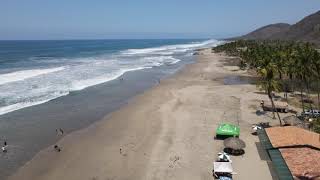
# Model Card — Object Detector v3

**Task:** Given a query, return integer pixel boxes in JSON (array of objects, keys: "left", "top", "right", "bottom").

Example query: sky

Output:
[{"left": 0, "top": 0, "right": 320, "bottom": 40}]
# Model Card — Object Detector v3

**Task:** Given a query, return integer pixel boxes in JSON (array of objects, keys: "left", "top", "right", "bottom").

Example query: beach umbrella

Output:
[
  {"left": 217, "top": 152, "right": 232, "bottom": 162},
  {"left": 252, "top": 125, "right": 262, "bottom": 131},
  {"left": 223, "top": 137, "right": 246, "bottom": 150},
  {"left": 283, "top": 115, "right": 302, "bottom": 126},
  {"left": 251, "top": 125, "right": 263, "bottom": 135}
]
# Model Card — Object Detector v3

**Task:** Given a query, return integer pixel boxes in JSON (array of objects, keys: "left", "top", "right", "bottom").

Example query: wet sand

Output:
[
  {"left": 0, "top": 58, "right": 192, "bottom": 179},
  {"left": 9, "top": 49, "right": 276, "bottom": 180}
]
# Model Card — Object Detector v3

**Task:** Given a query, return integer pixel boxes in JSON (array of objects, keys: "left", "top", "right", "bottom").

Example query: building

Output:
[{"left": 258, "top": 126, "right": 320, "bottom": 180}]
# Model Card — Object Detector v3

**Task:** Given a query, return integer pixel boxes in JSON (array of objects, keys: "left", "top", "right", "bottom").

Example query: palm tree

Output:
[
  {"left": 257, "top": 62, "right": 282, "bottom": 125},
  {"left": 282, "top": 43, "right": 296, "bottom": 96},
  {"left": 215, "top": 39, "right": 320, "bottom": 115},
  {"left": 292, "top": 43, "right": 313, "bottom": 112},
  {"left": 311, "top": 50, "right": 320, "bottom": 109}
]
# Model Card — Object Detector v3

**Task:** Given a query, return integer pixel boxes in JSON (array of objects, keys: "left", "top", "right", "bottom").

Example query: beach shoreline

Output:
[{"left": 8, "top": 49, "right": 276, "bottom": 180}]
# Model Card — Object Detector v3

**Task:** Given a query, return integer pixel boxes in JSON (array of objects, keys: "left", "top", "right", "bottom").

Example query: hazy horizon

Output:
[{"left": 1, "top": 0, "right": 320, "bottom": 40}]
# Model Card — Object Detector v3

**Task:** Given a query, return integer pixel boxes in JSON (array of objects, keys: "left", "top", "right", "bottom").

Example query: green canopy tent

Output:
[{"left": 216, "top": 123, "right": 240, "bottom": 137}]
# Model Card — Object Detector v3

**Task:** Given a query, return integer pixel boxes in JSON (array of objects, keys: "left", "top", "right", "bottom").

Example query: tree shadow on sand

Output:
[
  {"left": 255, "top": 110, "right": 267, "bottom": 116},
  {"left": 254, "top": 91, "right": 267, "bottom": 95}
]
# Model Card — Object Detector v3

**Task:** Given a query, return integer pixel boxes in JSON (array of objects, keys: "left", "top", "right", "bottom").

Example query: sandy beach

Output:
[{"left": 8, "top": 49, "right": 277, "bottom": 180}]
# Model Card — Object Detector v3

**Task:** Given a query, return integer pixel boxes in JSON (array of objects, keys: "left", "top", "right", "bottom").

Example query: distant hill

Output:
[
  {"left": 231, "top": 10, "right": 320, "bottom": 46},
  {"left": 233, "top": 23, "right": 291, "bottom": 40}
]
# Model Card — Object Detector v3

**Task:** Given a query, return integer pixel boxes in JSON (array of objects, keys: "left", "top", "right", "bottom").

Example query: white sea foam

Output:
[
  {"left": 0, "top": 67, "right": 65, "bottom": 85},
  {"left": 70, "top": 67, "right": 148, "bottom": 91},
  {"left": 141, "top": 56, "right": 181, "bottom": 67},
  {"left": 121, "top": 39, "right": 220, "bottom": 56},
  {"left": 0, "top": 91, "right": 69, "bottom": 116},
  {"left": 168, "top": 58, "right": 181, "bottom": 65},
  {"left": 0, "top": 39, "right": 222, "bottom": 116}
]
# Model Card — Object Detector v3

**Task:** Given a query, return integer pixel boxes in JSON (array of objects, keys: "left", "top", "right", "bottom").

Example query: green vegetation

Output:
[
  {"left": 311, "top": 118, "right": 320, "bottom": 133},
  {"left": 213, "top": 40, "right": 320, "bottom": 126}
]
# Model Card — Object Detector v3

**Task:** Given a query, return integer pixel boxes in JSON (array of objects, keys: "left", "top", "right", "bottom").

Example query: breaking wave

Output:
[{"left": 0, "top": 39, "right": 222, "bottom": 115}]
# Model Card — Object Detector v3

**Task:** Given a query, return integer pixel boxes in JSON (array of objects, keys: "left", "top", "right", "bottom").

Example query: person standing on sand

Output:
[
  {"left": 56, "top": 128, "right": 64, "bottom": 136},
  {"left": 54, "top": 145, "right": 61, "bottom": 152},
  {"left": 54, "top": 128, "right": 64, "bottom": 152},
  {"left": 1, "top": 146, "right": 7, "bottom": 153},
  {"left": 59, "top": 128, "right": 64, "bottom": 135},
  {"left": 2, "top": 140, "right": 8, "bottom": 153}
]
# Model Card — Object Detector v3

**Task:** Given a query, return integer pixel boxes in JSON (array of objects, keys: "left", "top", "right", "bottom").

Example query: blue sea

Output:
[
  {"left": 0, "top": 39, "right": 220, "bottom": 116},
  {"left": 0, "top": 39, "right": 222, "bottom": 178}
]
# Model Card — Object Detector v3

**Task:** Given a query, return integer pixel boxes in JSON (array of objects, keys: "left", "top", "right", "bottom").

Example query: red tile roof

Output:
[
  {"left": 280, "top": 148, "right": 320, "bottom": 179},
  {"left": 265, "top": 126, "right": 320, "bottom": 179},
  {"left": 265, "top": 126, "right": 320, "bottom": 149}
]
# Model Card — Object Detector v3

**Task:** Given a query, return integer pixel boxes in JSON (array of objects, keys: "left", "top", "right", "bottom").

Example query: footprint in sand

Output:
[{"left": 169, "top": 155, "right": 181, "bottom": 168}]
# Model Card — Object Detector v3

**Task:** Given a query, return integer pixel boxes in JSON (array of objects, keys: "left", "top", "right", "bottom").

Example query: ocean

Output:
[
  {"left": 0, "top": 39, "right": 221, "bottom": 178},
  {"left": 0, "top": 39, "right": 220, "bottom": 116}
]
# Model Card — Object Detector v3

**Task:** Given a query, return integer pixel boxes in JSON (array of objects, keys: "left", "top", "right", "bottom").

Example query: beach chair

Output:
[{"left": 213, "top": 162, "right": 233, "bottom": 179}]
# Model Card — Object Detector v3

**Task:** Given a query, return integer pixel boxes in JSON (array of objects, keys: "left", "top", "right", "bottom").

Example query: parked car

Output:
[{"left": 301, "top": 109, "right": 320, "bottom": 118}]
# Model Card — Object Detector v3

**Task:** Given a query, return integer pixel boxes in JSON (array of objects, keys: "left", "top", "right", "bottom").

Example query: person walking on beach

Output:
[
  {"left": 56, "top": 128, "right": 64, "bottom": 136},
  {"left": 2, "top": 140, "right": 8, "bottom": 153},
  {"left": 54, "top": 145, "right": 61, "bottom": 152},
  {"left": 54, "top": 128, "right": 64, "bottom": 152},
  {"left": 1, "top": 146, "right": 7, "bottom": 153}
]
